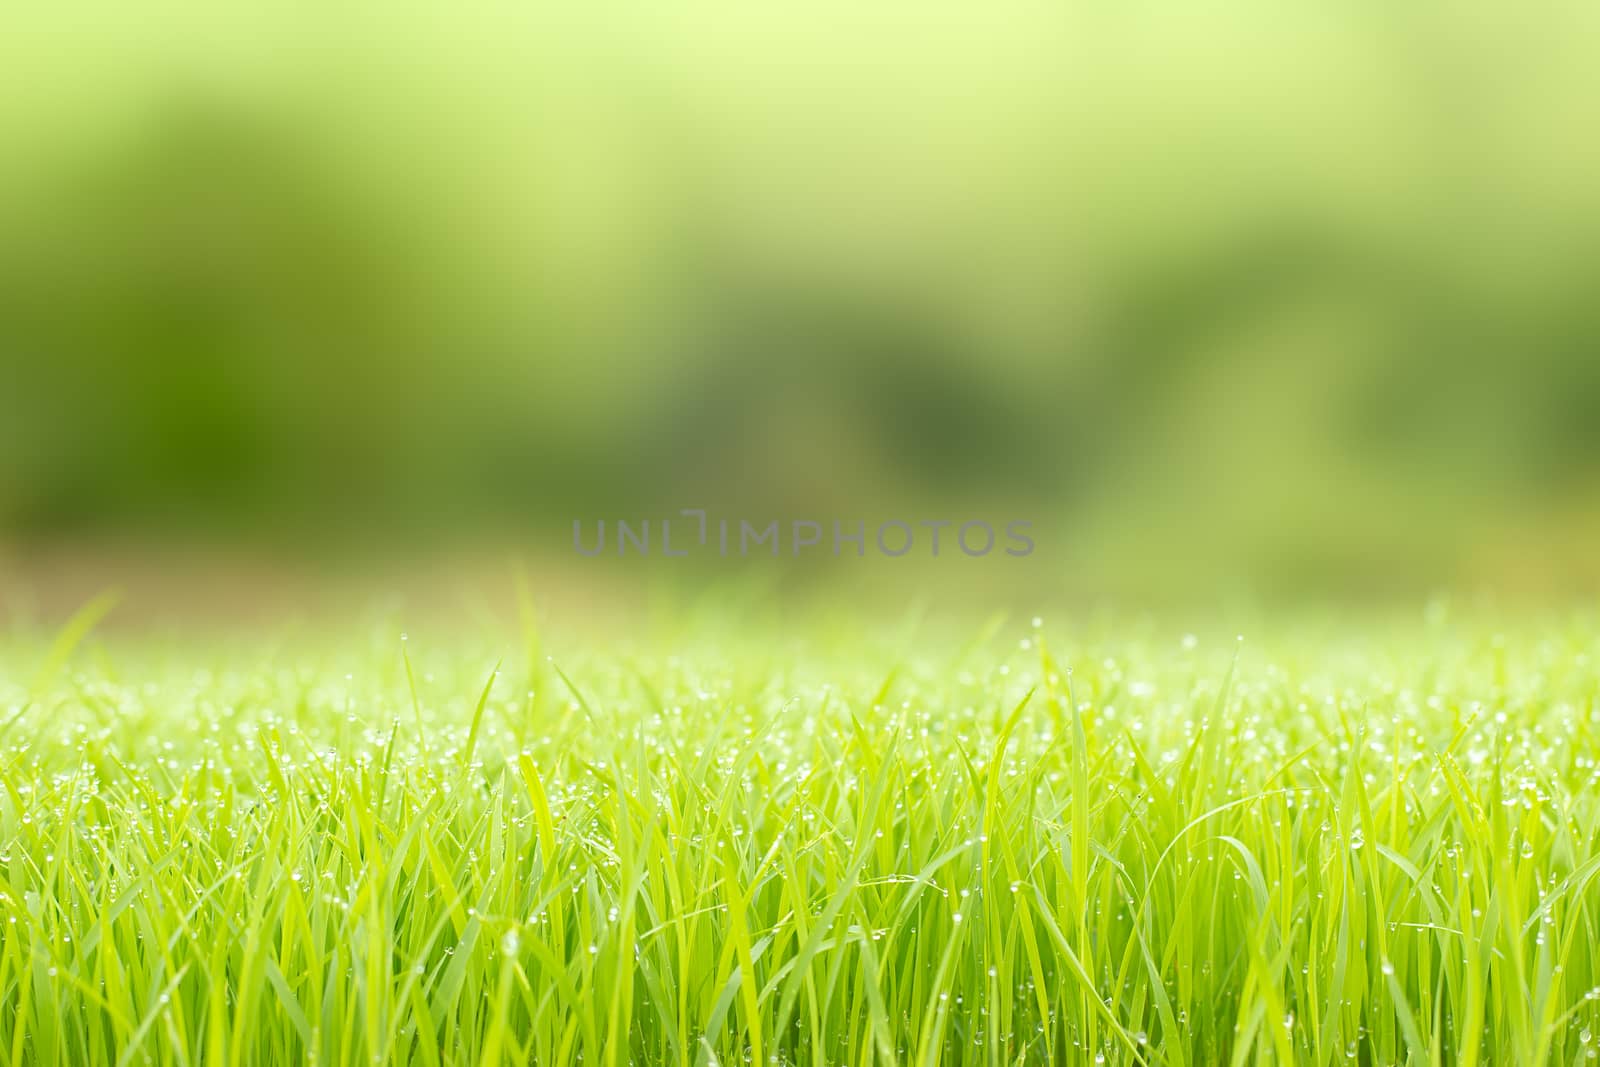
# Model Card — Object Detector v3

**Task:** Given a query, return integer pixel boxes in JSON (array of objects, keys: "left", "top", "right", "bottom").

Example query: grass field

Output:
[{"left": 5, "top": 604, "right": 1600, "bottom": 1065}]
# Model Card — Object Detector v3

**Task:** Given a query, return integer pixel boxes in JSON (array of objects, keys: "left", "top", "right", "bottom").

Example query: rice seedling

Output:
[{"left": 3, "top": 608, "right": 1600, "bottom": 1064}]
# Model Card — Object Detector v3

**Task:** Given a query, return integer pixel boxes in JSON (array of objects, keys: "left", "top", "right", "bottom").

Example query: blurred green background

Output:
[{"left": 4, "top": 8, "right": 1600, "bottom": 608}]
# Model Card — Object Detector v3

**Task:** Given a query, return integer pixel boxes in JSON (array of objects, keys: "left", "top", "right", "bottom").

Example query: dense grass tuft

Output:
[{"left": 4, "top": 613, "right": 1600, "bottom": 1064}]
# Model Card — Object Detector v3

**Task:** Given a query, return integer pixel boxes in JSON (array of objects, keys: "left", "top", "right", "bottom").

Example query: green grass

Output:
[{"left": 5, "top": 607, "right": 1600, "bottom": 1064}]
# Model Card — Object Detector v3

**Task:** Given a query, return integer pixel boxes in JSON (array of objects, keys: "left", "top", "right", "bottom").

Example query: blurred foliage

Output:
[{"left": 3, "top": 8, "right": 1600, "bottom": 593}]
